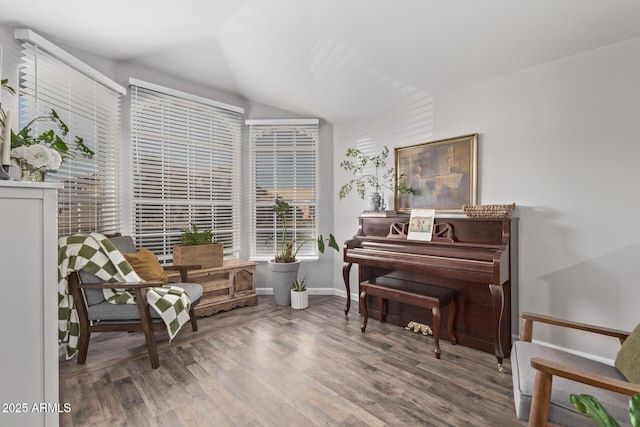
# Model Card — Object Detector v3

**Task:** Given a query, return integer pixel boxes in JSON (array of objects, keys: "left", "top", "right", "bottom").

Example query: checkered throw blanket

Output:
[{"left": 58, "top": 233, "right": 192, "bottom": 360}]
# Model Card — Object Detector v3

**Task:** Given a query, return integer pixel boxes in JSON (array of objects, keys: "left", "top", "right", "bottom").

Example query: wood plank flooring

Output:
[{"left": 59, "top": 296, "right": 525, "bottom": 426}]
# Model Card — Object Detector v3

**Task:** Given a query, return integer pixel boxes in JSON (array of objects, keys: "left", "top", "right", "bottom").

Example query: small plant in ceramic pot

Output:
[
  {"left": 291, "top": 277, "right": 309, "bottom": 310},
  {"left": 292, "top": 277, "right": 307, "bottom": 292}
]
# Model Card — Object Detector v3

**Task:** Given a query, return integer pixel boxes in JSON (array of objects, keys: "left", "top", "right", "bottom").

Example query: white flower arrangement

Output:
[
  {"left": 11, "top": 144, "right": 63, "bottom": 172},
  {"left": 2, "top": 80, "right": 94, "bottom": 181}
]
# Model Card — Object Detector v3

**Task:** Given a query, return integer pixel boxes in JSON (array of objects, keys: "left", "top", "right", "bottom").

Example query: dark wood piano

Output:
[{"left": 343, "top": 215, "right": 517, "bottom": 370}]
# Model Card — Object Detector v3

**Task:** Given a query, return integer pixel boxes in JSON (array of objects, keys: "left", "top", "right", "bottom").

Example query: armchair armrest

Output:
[
  {"left": 528, "top": 357, "right": 640, "bottom": 426},
  {"left": 77, "top": 281, "right": 165, "bottom": 289},
  {"left": 531, "top": 357, "right": 640, "bottom": 395},
  {"left": 164, "top": 264, "right": 202, "bottom": 283},
  {"left": 520, "top": 312, "right": 630, "bottom": 344}
]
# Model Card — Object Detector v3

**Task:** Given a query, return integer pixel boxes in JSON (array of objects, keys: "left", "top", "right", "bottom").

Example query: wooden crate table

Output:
[{"left": 167, "top": 259, "right": 257, "bottom": 317}]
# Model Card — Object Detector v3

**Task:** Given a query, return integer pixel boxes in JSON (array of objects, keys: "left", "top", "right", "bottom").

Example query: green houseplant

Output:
[
  {"left": 179, "top": 223, "right": 214, "bottom": 246},
  {"left": 270, "top": 199, "right": 338, "bottom": 263},
  {"left": 338, "top": 145, "right": 413, "bottom": 212},
  {"left": 291, "top": 277, "right": 308, "bottom": 310},
  {"left": 570, "top": 393, "right": 640, "bottom": 427},
  {"left": 173, "top": 223, "right": 223, "bottom": 268},
  {"left": 267, "top": 199, "right": 339, "bottom": 305}
]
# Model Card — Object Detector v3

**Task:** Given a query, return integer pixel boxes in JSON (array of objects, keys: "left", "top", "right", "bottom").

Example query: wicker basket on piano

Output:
[{"left": 462, "top": 203, "right": 516, "bottom": 219}]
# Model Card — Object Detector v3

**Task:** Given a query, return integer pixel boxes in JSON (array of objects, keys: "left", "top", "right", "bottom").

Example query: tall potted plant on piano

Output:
[
  {"left": 339, "top": 145, "right": 413, "bottom": 213},
  {"left": 267, "top": 199, "right": 339, "bottom": 306}
]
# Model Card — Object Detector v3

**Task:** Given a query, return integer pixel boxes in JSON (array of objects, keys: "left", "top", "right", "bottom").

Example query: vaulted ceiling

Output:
[{"left": 1, "top": 0, "right": 640, "bottom": 123}]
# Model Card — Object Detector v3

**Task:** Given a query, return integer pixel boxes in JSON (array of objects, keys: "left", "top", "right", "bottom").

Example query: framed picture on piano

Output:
[{"left": 394, "top": 134, "right": 478, "bottom": 213}]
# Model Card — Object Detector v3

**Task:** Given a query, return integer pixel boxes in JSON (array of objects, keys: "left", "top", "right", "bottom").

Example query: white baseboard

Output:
[
  {"left": 527, "top": 339, "right": 615, "bottom": 365},
  {"left": 256, "top": 288, "right": 360, "bottom": 302},
  {"left": 256, "top": 287, "right": 354, "bottom": 297}
]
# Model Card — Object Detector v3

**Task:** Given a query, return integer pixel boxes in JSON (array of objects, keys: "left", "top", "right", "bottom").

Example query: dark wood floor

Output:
[{"left": 59, "top": 295, "right": 523, "bottom": 426}]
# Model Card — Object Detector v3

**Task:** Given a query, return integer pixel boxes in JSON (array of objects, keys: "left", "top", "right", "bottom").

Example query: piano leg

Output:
[
  {"left": 489, "top": 283, "right": 506, "bottom": 372},
  {"left": 342, "top": 262, "right": 353, "bottom": 318},
  {"left": 378, "top": 297, "right": 387, "bottom": 322},
  {"left": 432, "top": 305, "right": 442, "bottom": 360},
  {"left": 360, "top": 289, "right": 368, "bottom": 332},
  {"left": 448, "top": 298, "right": 457, "bottom": 345}
]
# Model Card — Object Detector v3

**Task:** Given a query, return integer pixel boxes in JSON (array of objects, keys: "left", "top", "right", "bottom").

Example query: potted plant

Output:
[
  {"left": 338, "top": 145, "right": 413, "bottom": 212},
  {"left": 291, "top": 277, "right": 309, "bottom": 310},
  {"left": 570, "top": 393, "right": 640, "bottom": 426},
  {"left": 1, "top": 79, "right": 94, "bottom": 181},
  {"left": 267, "top": 199, "right": 339, "bottom": 306},
  {"left": 173, "top": 223, "right": 223, "bottom": 268}
]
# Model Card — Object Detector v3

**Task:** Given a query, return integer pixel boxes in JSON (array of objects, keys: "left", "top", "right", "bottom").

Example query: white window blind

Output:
[
  {"left": 248, "top": 119, "right": 319, "bottom": 260},
  {"left": 130, "top": 82, "right": 243, "bottom": 261},
  {"left": 19, "top": 40, "right": 123, "bottom": 236}
]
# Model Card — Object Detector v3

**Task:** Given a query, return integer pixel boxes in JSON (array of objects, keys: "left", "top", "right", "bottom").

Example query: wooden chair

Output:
[
  {"left": 511, "top": 312, "right": 640, "bottom": 426},
  {"left": 67, "top": 235, "right": 203, "bottom": 369}
]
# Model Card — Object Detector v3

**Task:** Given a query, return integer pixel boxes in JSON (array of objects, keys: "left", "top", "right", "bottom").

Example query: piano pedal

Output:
[
  {"left": 498, "top": 363, "right": 504, "bottom": 373},
  {"left": 405, "top": 321, "right": 432, "bottom": 336}
]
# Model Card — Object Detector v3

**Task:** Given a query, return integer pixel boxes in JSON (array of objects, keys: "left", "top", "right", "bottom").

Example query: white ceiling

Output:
[{"left": 1, "top": 0, "right": 640, "bottom": 123}]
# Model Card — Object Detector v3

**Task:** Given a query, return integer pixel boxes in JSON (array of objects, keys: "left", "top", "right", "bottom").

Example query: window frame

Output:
[
  {"left": 247, "top": 119, "right": 320, "bottom": 261},
  {"left": 129, "top": 80, "right": 244, "bottom": 262},
  {"left": 17, "top": 31, "right": 125, "bottom": 236}
]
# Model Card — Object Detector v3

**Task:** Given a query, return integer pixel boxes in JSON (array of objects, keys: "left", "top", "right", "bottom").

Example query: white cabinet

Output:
[{"left": 0, "top": 181, "right": 61, "bottom": 427}]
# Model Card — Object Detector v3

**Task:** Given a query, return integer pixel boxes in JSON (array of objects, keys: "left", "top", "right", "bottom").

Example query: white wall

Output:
[{"left": 333, "top": 37, "right": 640, "bottom": 362}]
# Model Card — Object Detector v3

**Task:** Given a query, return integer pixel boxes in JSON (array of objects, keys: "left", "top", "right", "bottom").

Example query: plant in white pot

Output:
[
  {"left": 291, "top": 278, "right": 308, "bottom": 310},
  {"left": 267, "top": 199, "right": 339, "bottom": 306}
]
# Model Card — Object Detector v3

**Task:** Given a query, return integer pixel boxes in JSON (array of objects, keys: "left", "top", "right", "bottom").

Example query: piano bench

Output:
[{"left": 359, "top": 275, "right": 457, "bottom": 359}]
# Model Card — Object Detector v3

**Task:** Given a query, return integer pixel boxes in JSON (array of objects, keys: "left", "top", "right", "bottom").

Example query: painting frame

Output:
[{"left": 394, "top": 134, "right": 478, "bottom": 213}]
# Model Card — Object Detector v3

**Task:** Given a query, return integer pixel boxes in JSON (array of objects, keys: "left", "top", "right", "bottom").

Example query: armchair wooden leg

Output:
[
  {"left": 135, "top": 288, "right": 160, "bottom": 369},
  {"left": 528, "top": 369, "right": 553, "bottom": 426},
  {"left": 189, "top": 305, "right": 198, "bottom": 332},
  {"left": 69, "top": 272, "right": 92, "bottom": 364},
  {"left": 77, "top": 329, "right": 91, "bottom": 364}
]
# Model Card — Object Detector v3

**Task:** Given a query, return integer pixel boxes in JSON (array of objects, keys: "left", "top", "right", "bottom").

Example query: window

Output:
[
  {"left": 18, "top": 30, "right": 124, "bottom": 235},
  {"left": 248, "top": 119, "right": 319, "bottom": 260},
  {"left": 129, "top": 80, "right": 243, "bottom": 262}
]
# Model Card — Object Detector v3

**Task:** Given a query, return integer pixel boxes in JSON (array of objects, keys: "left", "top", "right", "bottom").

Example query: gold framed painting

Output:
[{"left": 394, "top": 134, "right": 478, "bottom": 213}]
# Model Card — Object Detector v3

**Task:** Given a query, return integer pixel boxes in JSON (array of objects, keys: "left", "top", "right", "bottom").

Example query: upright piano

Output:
[{"left": 343, "top": 215, "right": 517, "bottom": 369}]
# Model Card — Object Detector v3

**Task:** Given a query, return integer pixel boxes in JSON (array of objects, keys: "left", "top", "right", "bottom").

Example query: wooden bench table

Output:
[
  {"left": 360, "top": 275, "right": 457, "bottom": 359},
  {"left": 166, "top": 259, "right": 257, "bottom": 317}
]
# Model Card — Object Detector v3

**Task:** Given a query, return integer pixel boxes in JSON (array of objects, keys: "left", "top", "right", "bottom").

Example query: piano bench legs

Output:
[{"left": 360, "top": 279, "right": 457, "bottom": 360}]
